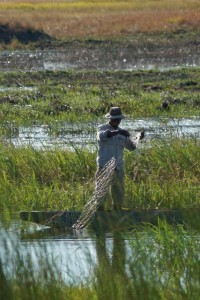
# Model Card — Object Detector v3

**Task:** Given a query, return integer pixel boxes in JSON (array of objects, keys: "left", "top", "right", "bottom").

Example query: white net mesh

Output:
[{"left": 72, "top": 157, "right": 116, "bottom": 229}]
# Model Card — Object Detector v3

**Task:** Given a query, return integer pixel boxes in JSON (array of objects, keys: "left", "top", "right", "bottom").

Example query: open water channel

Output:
[{"left": 0, "top": 47, "right": 200, "bottom": 285}]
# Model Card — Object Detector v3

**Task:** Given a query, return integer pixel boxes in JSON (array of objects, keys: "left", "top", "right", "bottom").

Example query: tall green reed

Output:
[
  {"left": 91, "top": 223, "right": 200, "bottom": 300},
  {"left": 0, "top": 142, "right": 96, "bottom": 211}
]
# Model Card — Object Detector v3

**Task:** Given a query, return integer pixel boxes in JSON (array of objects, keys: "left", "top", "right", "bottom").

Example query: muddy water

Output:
[
  {"left": 0, "top": 48, "right": 200, "bottom": 71},
  {"left": 3, "top": 117, "right": 200, "bottom": 149}
]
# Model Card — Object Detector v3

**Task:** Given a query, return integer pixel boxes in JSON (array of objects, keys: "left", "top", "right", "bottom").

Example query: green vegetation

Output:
[
  {"left": 0, "top": 68, "right": 200, "bottom": 125},
  {"left": 0, "top": 67, "right": 199, "bottom": 212},
  {"left": 0, "top": 137, "right": 199, "bottom": 212}
]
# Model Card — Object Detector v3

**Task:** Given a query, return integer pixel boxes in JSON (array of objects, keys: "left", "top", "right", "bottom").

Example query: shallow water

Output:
[
  {"left": 2, "top": 117, "right": 200, "bottom": 149},
  {"left": 0, "top": 214, "right": 126, "bottom": 283},
  {"left": 0, "top": 49, "right": 200, "bottom": 72},
  {"left": 0, "top": 213, "right": 199, "bottom": 286}
]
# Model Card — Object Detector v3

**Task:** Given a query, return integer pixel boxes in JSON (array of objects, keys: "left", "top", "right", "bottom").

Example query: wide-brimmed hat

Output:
[{"left": 105, "top": 107, "right": 125, "bottom": 119}]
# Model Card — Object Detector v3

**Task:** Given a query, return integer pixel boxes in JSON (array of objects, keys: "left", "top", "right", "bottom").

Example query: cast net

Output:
[{"left": 72, "top": 157, "right": 116, "bottom": 230}]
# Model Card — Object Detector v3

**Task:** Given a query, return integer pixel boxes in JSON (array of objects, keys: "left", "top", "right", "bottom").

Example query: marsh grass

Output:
[
  {"left": 125, "top": 138, "right": 200, "bottom": 209},
  {"left": 0, "top": 136, "right": 199, "bottom": 211},
  {"left": 0, "top": 143, "right": 96, "bottom": 210}
]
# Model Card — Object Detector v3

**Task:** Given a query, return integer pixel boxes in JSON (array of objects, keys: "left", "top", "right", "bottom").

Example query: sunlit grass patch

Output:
[{"left": 125, "top": 138, "right": 200, "bottom": 209}]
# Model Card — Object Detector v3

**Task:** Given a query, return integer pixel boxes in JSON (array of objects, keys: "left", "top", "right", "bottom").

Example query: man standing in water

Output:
[{"left": 96, "top": 106, "right": 144, "bottom": 210}]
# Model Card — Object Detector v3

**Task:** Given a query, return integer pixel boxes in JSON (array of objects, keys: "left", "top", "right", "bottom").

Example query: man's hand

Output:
[
  {"left": 107, "top": 130, "right": 119, "bottom": 138},
  {"left": 139, "top": 131, "right": 145, "bottom": 140},
  {"left": 118, "top": 129, "right": 130, "bottom": 137}
]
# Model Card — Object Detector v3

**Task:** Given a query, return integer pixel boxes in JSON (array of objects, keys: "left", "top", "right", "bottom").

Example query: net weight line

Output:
[{"left": 72, "top": 157, "right": 116, "bottom": 230}]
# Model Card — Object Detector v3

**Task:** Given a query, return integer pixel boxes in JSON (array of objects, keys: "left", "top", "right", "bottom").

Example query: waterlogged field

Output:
[
  {"left": 0, "top": 68, "right": 200, "bottom": 124},
  {"left": 0, "top": 67, "right": 199, "bottom": 299},
  {"left": 0, "top": 1, "right": 200, "bottom": 299}
]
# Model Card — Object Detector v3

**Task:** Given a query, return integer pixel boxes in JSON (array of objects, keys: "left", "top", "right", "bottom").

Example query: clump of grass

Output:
[
  {"left": 0, "top": 142, "right": 96, "bottom": 211},
  {"left": 124, "top": 223, "right": 200, "bottom": 299}
]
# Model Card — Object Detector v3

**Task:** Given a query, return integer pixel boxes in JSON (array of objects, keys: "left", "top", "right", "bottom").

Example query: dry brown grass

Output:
[{"left": 0, "top": 1, "right": 200, "bottom": 38}]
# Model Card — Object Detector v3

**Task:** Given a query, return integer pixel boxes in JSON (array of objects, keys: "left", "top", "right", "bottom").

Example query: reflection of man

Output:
[
  {"left": 95, "top": 230, "right": 127, "bottom": 295},
  {"left": 96, "top": 106, "right": 144, "bottom": 210}
]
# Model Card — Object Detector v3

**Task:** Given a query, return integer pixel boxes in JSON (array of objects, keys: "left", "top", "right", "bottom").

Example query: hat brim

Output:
[{"left": 105, "top": 114, "right": 125, "bottom": 119}]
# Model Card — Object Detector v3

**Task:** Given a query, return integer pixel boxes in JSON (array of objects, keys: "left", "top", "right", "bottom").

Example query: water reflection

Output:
[
  {"left": 1, "top": 212, "right": 200, "bottom": 290},
  {"left": 0, "top": 213, "right": 129, "bottom": 284},
  {"left": 96, "top": 230, "right": 126, "bottom": 280}
]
